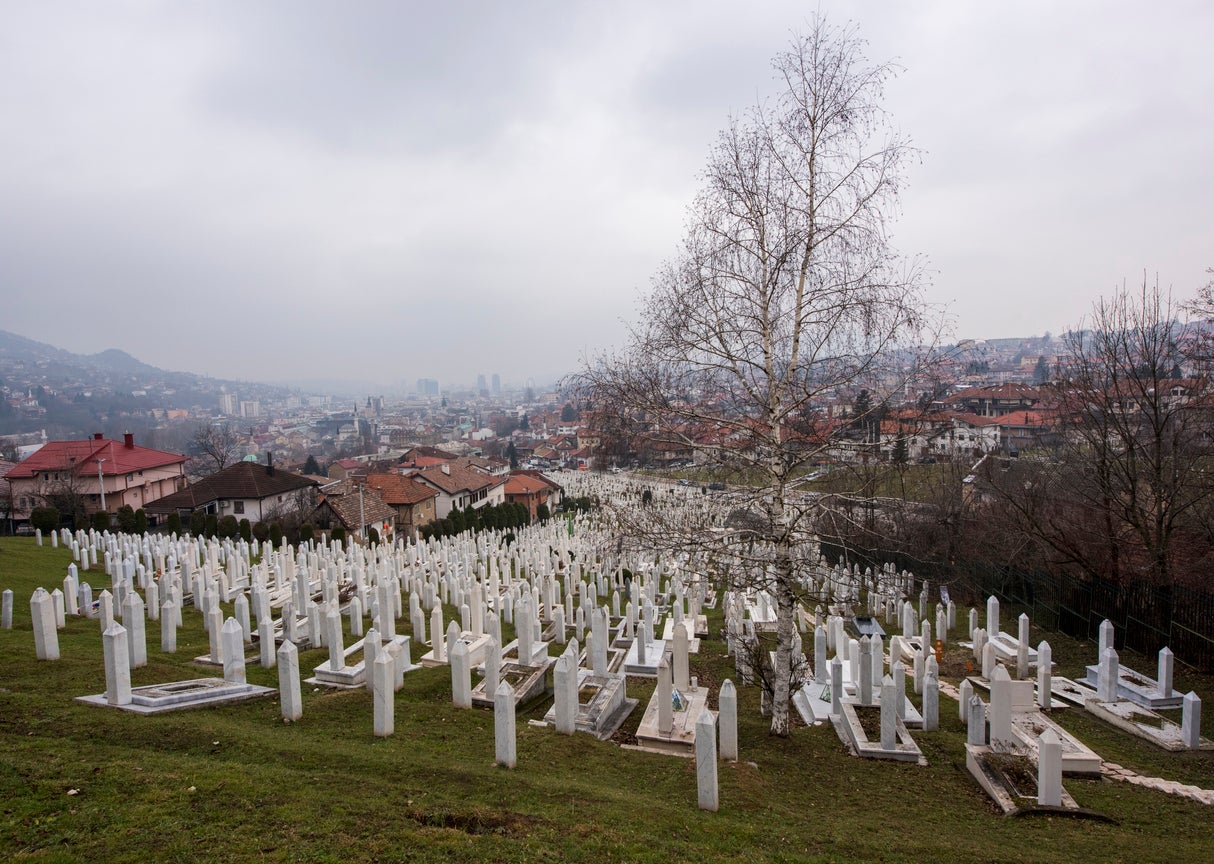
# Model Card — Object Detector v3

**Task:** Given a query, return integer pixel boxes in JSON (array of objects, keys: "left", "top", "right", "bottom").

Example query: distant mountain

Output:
[
  {"left": 86, "top": 348, "right": 161, "bottom": 376},
  {"left": 0, "top": 330, "right": 168, "bottom": 376},
  {"left": 0, "top": 328, "right": 295, "bottom": 439}
]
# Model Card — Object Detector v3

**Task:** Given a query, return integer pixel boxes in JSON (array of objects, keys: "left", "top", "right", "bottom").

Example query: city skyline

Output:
[{"left": 2, "top": 1, "right": 1211, "bottom": 388}]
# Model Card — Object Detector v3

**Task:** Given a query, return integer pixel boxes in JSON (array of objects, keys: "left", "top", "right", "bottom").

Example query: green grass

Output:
[{"left": 2, "top": 537, "right": 1213, "bottom": 863}]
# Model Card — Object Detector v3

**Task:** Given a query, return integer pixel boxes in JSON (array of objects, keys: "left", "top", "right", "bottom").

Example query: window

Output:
[{"left": 233, "top": 501, "right": 245, "bottom": 515}]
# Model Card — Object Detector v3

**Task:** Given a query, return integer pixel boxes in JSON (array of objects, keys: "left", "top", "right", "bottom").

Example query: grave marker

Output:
[
  {"left": 495, "top": 681, "right": 517, "bottom": 768},
  {"left": 278, "top": 640, "right": 302, "bottom": 721},
  {"left": 719, "top": 680, "right": 738, "bottom": 762},
  {"left": 696, "top": 711, "right": 719, "bottom": 812}
]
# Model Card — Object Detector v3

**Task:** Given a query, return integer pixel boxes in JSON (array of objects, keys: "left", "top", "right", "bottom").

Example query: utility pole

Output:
[
  {"left": 359, "top": 481, "right": 366, "bottom": 544},
  {"left": 97, "top": 458, "right": 107, "bottom": 514}
]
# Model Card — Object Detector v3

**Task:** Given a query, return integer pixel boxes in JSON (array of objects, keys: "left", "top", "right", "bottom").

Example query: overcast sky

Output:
[{"left": 2, "top": 1, "right": 1211, "bottom": 393}]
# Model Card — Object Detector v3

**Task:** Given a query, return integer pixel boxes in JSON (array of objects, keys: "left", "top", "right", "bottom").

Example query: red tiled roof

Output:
[
  {"left": 950, "top": 384, "right": 1043, "bottom": 401},
  {"left": 511, "top": 469, "right": 562, "bottom": 492},
  {"left": 997, "top": 410, "right": 1053, "bottom": 427},
  {"left": 409, "top": 455, "right": 450, "bottom": 469},
  {"left": 365, "top": 473, "right": 438, "bottom": 506},
  {"left": 413, "top": 463, "right": 505, "bottom": 496},
  {"left": 504, "top": 474, "right": 549, "bottom": 495},
  {"left": 5, "top": 437, "right": 186, "bottom": 479}
]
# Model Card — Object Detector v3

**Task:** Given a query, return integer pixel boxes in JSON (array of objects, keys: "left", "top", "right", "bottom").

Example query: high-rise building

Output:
[
  {"left": 477, "top": 374, "right": 487, "bottom": 392},
  {"left": 491, "top": 373, "right": 501, "bottom": 393},
  {"left": 219, "top": 392, "right": 238, "bottom": 415},
  {"left": 415, "top": 378, "right": 439, "bottom": 396}
]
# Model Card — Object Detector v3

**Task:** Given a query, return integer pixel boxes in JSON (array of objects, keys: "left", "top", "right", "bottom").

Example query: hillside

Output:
[{"left": 0, "top": 329, "right": 292, "bottom": 438}]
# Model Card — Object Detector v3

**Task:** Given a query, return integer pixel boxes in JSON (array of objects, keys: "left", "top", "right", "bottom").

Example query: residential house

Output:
[
  {"left": 327, "top": 458, "right": 364, "bottom": 481},
  {"left": 947, "top": 384, "right": 1044, "bottom": 418},
  {"left": 511, "top": 469, "right": 564, "bottom": 510},
  {"left": 995, "top": 410, "right": 1059, "bottom": 455},
  {"left": 313, "top": 479, "right": 397, "bottom": 543},
  {"left": 145, "top": 459, "right": 318, "bottom": 523},
  {"left": 409, "top": 460, "right": 506, "bottom": 519},
  {"left": 364, "top": 472, "right": 438, "bottom": 540},
  {"left": 5, "top": 433, "right": 187, "bottom": 527},
  {"left": 503, "top": 473, "right": 554, "bottom": 521}
]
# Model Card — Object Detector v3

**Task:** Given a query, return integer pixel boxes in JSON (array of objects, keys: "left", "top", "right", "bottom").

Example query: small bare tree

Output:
[
  {"left": 190, "top": 423, "right": 239, "bottom": 477},
  {"left": 980, "top": 278, "right": 1214, "bottom": 588},
  {"left": 573, "top": 17, "right": 936, "bottom": 735}
]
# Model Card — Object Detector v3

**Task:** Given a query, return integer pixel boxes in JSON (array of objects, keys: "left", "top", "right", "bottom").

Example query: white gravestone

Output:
[
  {"left": 451, "top": 639, "right": 472, "bottom": 709},
  {"left": 554, "top": 653, "right": 576, "bottom": 735},
  {"left": 495, "top": 681, "right": 517, "bottom": 768},
  {"left": 103, "top": 622, "right": 132, "bottom": 706},
  {"left": 373, "top": 651, "right": 395, "bottom": 737},
  {"left": 1036, "top": 641, "right": 1052, "bottom": 709},
  {"left": 278, "top": 640, "right": 302, "bottom": 721},
  {"left": 696, "top": 711, "right": 719, "bottom": 812},
  {"left": 222, "top": 617, "right": 246, "bottom": 684},
  {"left": 31, "top": 588, "right": 60, "bottom": 661},
  {"left": 719, "top": 679, "right": 738, "bottom": 762},
  {"left": 1037, "top": 729, "right": 1063, "bottom": 807},
  {"left": 1182, "top": 691, "right": 1202, "bottom": 750}
]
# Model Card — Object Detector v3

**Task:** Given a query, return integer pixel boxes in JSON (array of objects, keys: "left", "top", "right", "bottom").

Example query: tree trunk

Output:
[{"left": 770, "top": 553, "right": 796, "bottom": 736}]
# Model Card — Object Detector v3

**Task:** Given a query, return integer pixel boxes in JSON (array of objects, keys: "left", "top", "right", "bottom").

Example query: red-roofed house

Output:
[
  {"left": 995, "top": 410, "right": 1059, "bottom": 454},
  {"left": 504, "top": 473, "right": 554, "bottom": 521},
  {"left": 327, "top": 458, "right": 365, "bottom": 481},
  {"left": 947, "top": 384, "right": 1044, "bottom": 418},
  {"left": 364, "top": 472, "right": 438, "bottom": 540},
  {"left": 5, "top": 433, "right": 187, "bottom": 527},
  {"left": 409, "top": 461, "right": 506, "bottom": 518}
]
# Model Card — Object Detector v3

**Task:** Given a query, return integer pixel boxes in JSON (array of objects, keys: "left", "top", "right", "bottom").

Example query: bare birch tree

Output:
[{"left": 573, "top": 18, "right": 934, "bottom": 736}]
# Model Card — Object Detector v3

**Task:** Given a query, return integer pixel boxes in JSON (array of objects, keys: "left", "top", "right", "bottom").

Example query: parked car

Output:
[{"left": 708, "top": 482, "right": 726, "bottom": 491}]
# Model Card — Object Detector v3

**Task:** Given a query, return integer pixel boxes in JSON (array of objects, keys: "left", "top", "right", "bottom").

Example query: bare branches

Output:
[
  {"left": 190, "top": 423, "right": 239, "bottom": 477},
  {"left": 978, "top": 277, "right": 1214, "bottom": 588},
  {"left": 571, "top": 16, "right": 935, "bottom": 737}
]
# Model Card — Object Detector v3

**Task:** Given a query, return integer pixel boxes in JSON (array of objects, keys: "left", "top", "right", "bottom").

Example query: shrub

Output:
[
  {"left": 92, "top": 511, "right": 111, "bottom": 532},
  {"left": 166, "top": 513, "right": 182, "bottom": 536},
  {"left": 366, "top": 526, "right": 380, "bottom": 546},
  {"left": 134, "top": 509, "right": 147, "bottom": 534},
  {"left": 217, "top": 515, "right": 239, "bottom": 539},
  {"left": 252, "top": 521, "right": 269, "bottom": 543},
  {"left": 269, "top": 522, "right": 283, "bottom": 547},
  {"left": 189, "top": 511, "right": 206, "bottom": 537},
  {"left": 239, "top": 518, "right": 252, "bottom": 543},
  {"left": 299, "top": 523, "right": 313, "bottom": 545},
  {"left": 116, "top": 505, "right": 137, "bottom": 534},
  {"left": 331, "top": 527, "right": 346, "bottom": 547},
  {"left": 30, "top": 506, "right": 60, "bottom": 534},
  {"left": 204, "top": 514, "right": 218, "bottom": 538}
]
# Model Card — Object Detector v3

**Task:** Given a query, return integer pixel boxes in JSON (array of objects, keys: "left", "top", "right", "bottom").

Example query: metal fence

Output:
[
  {"left": 819, "top": 542, "right": 1214, "bottom": 671},
  {"left": 979, "top": 567, "right": 1214, "bottom": 672}
]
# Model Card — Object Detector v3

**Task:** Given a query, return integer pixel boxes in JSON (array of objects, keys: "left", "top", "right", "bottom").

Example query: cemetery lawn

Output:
[{"left": 2, "top": 538, "right": 1213, "bottom": 864}]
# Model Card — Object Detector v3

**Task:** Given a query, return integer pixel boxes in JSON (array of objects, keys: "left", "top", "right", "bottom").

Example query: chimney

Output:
[
  {"left": 93, "top": 432, "right": 104, "bottom": 441},
  {"left": 266, "top": 451, "right": 275, "bottom": 476},
  {"left": 441, "top": 463, "right": 450, "bottom": 475},
  {"left": 123, "top": 432, "right": 134, "bottom": 449}
]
